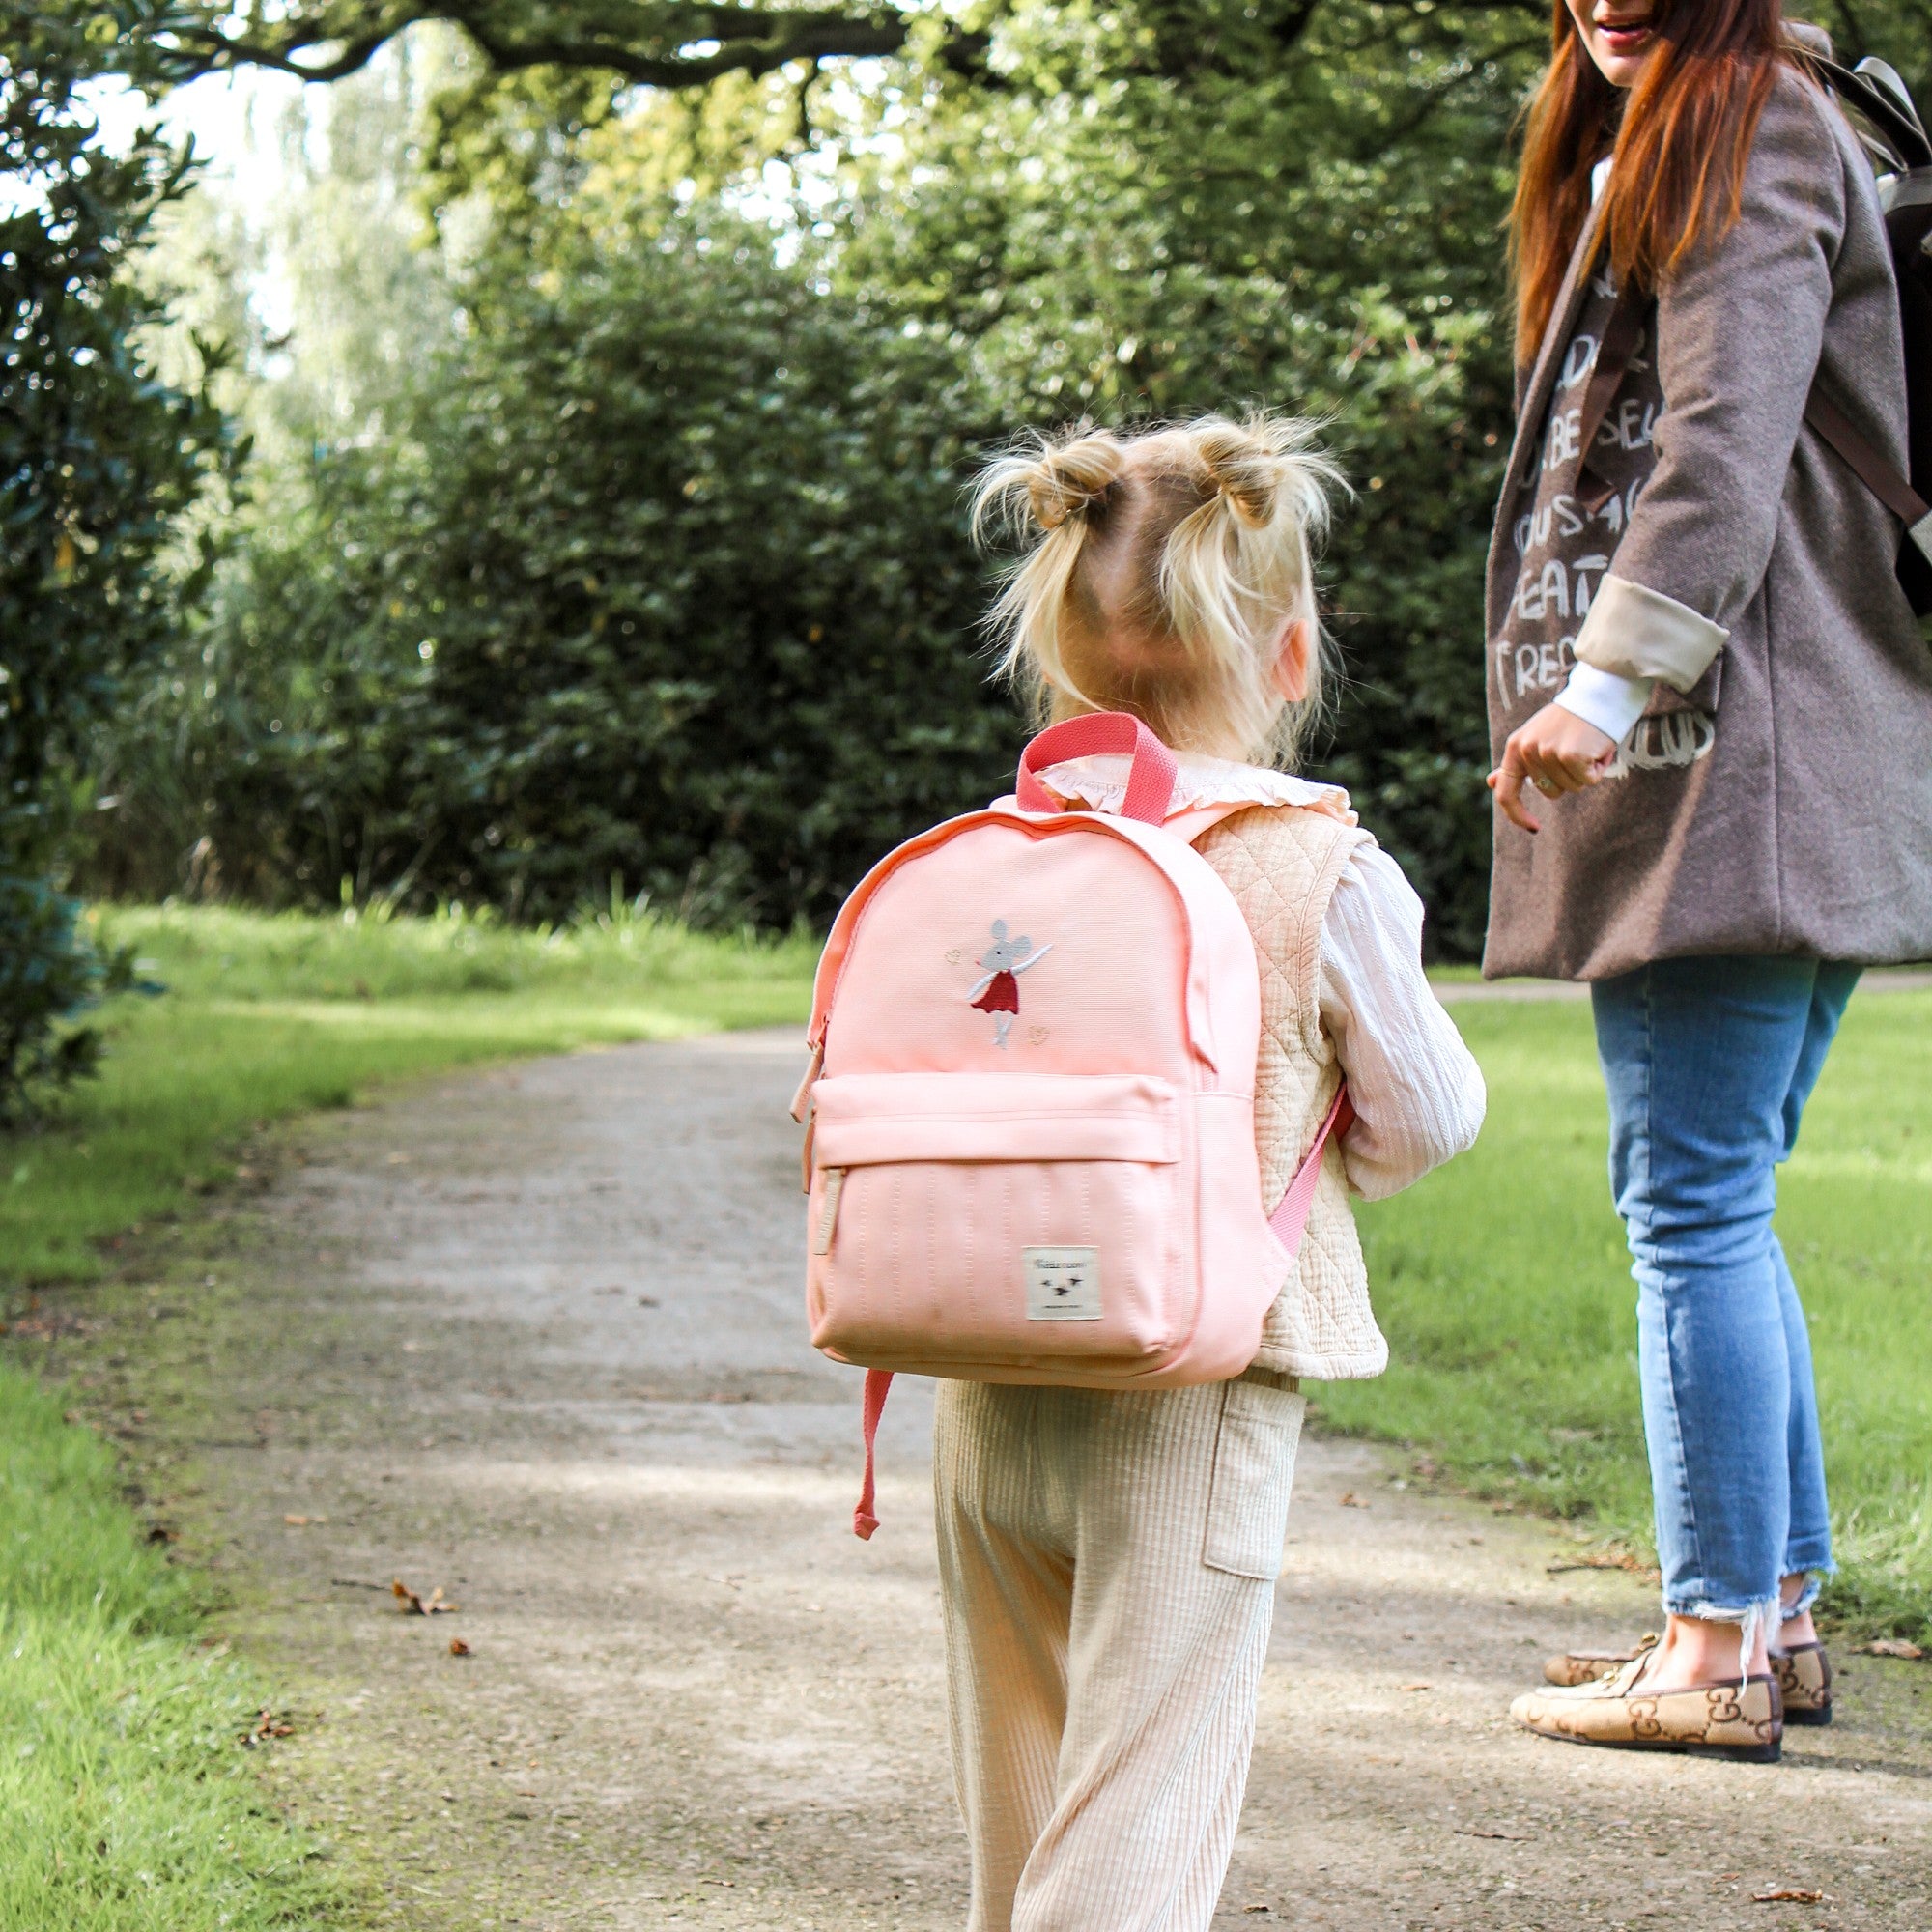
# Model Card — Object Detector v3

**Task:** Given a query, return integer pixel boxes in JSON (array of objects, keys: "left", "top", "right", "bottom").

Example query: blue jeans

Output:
[{"left": 1591, "top": 955, "right": 1857, "bottom": 1628}]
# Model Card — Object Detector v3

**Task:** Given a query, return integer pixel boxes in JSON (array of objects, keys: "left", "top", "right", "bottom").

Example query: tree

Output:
[
  {"left": 0, "top": 3, "right": 232, "bottom": 1115},
  {"left": 80, "top": 0, "right": 1932, "bottom": 956}
]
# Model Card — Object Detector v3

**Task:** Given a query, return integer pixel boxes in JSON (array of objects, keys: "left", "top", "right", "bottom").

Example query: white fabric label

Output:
[{"left": 1023, "top": 1246, "right": 1102, "bottom": 1321}]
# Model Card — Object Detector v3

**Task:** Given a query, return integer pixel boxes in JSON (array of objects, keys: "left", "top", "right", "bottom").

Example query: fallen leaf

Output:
[
  {"left": 1862, "top": 1637, "right": 1924, "bottom": 1659},
  {"left": 1456, "top": 1828, "right": 1530, "bottom": 1841},
  {"left": 1402, "top": 1682, "right": 1432, "bottom": 1692},
  {"left": 449, "top": 1637, "right": 471, "bottom": 1657},
  {"left": 1340, "top": 1492, "right": 1369, "bottom": 1508},
  {"left": 283, "top": 1513, "right": 328, "bottom": 1527},
  {"left": 392, "top": 1578, "right": 458, "bottom": 1615},
  {"left": 1752, "top": 1890, "right": 1824, "bottom": 1905},
  {"left": 240, "top": 1707, "right": 295, "bottom": 1747}
]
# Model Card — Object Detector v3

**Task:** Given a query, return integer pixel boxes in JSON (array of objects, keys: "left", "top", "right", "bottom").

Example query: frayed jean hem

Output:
[
  {"left": 1663, "top": 1593, "right": 1782, "bottom": 1625},
  {"left": 1782, "top": 1574, "right": 1826, "bottom": 1619}
]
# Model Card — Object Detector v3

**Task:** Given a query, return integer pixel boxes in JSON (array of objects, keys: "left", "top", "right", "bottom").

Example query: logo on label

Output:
[{"left": 1023, "top": 1246, "right": 1102, "bottom": 1321}]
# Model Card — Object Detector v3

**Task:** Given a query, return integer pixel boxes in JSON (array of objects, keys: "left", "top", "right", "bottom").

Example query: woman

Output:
[{"left": 1487, "top": 0, "right": 1932, "bottom": 1760}]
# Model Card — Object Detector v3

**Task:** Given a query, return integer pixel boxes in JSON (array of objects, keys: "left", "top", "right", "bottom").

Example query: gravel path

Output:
[{"left": 198, "top": 1031, "right": 1932, "bottom": 1930}]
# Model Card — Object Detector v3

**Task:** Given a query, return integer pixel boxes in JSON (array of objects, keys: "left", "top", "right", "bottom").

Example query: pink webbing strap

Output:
[
  {"left": 1267, "top": 1083, "right": 1356, "bottom": 1260},
  {"left": 853, "top": 1367, "right": 893, "bottom": 1540},
  {"left": 1013, "top": 712, "right": 1179, "bottom": 824}
]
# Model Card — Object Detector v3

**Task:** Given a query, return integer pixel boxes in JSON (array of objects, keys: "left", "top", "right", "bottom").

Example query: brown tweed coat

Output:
[{"left": 1484, "top": 65, "right": 1932, "bottom": 980}]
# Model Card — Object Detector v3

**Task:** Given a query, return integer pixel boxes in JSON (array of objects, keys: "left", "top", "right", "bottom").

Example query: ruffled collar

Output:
[{"left": 1037, "top": 753, "right": 1356, "bottom": 826}]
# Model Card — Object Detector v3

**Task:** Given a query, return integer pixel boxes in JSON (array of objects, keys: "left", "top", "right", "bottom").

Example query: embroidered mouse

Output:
[{"left": 966, "top": 920, "right": 1052, "bottom": 1049}]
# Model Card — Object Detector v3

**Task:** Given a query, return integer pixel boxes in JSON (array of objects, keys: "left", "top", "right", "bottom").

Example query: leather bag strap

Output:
[
  {"left": 1804, "top": 386, "right": 1932, "bottom": 532},
  {"left": 1572, "top": 289, "right": 1932, "bottom": 561}
]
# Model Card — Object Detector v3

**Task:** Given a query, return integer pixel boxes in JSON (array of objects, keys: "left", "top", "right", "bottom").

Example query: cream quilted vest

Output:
[{"left": 1197, "top": 805, "right": 1387, "bottom": 1380}]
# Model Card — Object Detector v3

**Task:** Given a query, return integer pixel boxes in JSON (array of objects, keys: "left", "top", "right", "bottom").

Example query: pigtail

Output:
[
  {"left": 972, "top": 412, "right": 1347, "bottom": 767},
  {"left": 1160, "top": 415, "right": 1347, "bottom": 764},
  {"left": 971, "top": 428, "right": 1125, "bottom": 716}
]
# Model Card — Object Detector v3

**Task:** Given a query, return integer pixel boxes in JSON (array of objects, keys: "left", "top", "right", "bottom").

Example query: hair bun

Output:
[
  {"left": 1196, "top": 424, "right": 1280, "bottom": 527},
  {"left": 1027, "top": 432, "right": 1124, "bottom": 530}
]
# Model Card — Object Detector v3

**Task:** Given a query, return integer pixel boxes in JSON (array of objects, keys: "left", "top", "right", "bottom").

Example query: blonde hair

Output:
[{"left": 971, "top": 413, "right": 1346, "bottom": 767}]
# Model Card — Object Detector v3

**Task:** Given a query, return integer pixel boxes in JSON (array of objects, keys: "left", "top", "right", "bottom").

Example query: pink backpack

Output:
[{"left": 791, "top": 713, "right": 1351, "bottom": 1536}]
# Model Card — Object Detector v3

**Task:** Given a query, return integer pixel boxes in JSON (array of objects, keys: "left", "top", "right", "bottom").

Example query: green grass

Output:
[
  {"left": 1328, "top": 990, "right": 1932, "bottom": 1639},
  {"left": 0, "top": 1372, "right": 352, "bottom": 1929},
  {"left": 1, "top": 900, "right": 816, "bottom": 1929},
  {"left": 5, "top": 899, "right": 817, "bottom": 1287}
]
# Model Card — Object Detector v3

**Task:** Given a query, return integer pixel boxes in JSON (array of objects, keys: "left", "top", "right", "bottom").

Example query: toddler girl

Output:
[{"left": 940, "top": 414, "right": 1485, "bottom": 1931}]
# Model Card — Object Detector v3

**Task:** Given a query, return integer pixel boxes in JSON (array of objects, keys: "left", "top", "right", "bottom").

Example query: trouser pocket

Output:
[{"left": 1203, "top": 1378, "right": 1306, "bottom": 1579}]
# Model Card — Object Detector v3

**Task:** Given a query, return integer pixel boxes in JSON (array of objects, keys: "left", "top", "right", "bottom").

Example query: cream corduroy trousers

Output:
[{"left": 932, "top": 1373, "right": 1306, "bottom": 1932}]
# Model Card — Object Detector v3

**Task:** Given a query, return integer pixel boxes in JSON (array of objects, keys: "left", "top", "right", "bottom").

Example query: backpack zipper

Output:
[{"left": 811, "top": 1168, "right": 847, "bottom": 1255}]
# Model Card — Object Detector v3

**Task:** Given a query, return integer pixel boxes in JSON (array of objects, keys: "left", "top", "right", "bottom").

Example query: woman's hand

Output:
[{"left": 1488, "top": 703, "right": 1619, "bottom": 833}]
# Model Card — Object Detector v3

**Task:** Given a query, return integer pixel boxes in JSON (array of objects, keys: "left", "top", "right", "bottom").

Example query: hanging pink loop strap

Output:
[
  {"left": 1013, "top": 712, "right": 1179, "bottom": 824},
  {"left": 853, "top": 1367, "right": 893, "bottom": 1540},
  {"left": 1267, "top": 1083, "right": 1355, "bottom": 1258}
]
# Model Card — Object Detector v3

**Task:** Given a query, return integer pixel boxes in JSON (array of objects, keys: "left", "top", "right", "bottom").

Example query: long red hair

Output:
[{"left": 1510, "top": 0, "right": 1792, "bottom": 357}]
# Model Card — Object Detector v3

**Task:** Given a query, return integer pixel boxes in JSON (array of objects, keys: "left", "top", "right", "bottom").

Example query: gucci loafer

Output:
[
  {"left": 1772, "top": 1641, "right": 1833, "bottom": 1726},
  {"left": 1544, "top": 1632, "right": 1659, "bottom": 1688},
  {"left": 1510, "top": 1654, "right": 1783, "bottom": 1763}
]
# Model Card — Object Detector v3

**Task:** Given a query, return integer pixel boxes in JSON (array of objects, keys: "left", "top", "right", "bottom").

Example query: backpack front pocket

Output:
[{"left": 806, "top": 1071, "right": 1190, "bottom": 1375}]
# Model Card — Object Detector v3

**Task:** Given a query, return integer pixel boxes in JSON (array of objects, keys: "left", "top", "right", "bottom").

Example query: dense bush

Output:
[
  {"left": 0, "top": 3, "right": 229, "bottom": 1118},
  {"left": 93, "top": 205, "right": 1020, "bottom": 925}
]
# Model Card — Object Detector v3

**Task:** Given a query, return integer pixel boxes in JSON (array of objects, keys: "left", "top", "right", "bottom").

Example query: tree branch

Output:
[{"left": 148, "top": 2, "right": 919, "bottom": 87}]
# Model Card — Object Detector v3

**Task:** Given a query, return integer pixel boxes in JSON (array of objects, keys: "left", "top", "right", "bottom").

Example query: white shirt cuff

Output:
[{"left": 1552, "top": 661, "right": 1654, "bottom": 744}]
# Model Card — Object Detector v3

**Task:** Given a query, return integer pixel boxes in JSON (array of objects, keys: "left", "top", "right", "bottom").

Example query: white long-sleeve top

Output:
[
  {"left": 1320, "top": 841, "right": 1487, "bottom": 1199},
  {"left": 1038, "top": 753, "right": 1487, "bottom": 1201}
]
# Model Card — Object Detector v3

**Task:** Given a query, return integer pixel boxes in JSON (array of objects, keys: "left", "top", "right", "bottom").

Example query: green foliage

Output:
[
  {"left": 99, "top": 187, "right": 1020, "bottom": 923},
  {"left": 99, "top": 4, "right": 1541, "bottom": 944},
  {"left": 0, "top": 875, "right": 109, "bottom": 1107},
  {"left": 0, "top": 1, "right": 232, "bottom": 1116},
  {"left": 825, "top": 0, "right": 1544, "bottom": 952}
]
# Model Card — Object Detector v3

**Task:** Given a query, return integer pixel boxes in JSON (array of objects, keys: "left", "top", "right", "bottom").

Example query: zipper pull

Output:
[
  {"left": 790, "top": 1038, "right": 825, "bottom": 1124},
  {"left": 811, "top": 1168, "right": 847, "bottom": 1256}
]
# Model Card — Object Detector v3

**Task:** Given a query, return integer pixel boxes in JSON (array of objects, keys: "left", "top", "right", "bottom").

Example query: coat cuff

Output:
[
  {"left": 1573, "top": 573, "right": 1728, "bottom": 692},
  {"left": 1552, "top": 662, "right": 1655, "bottom": 743}
]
